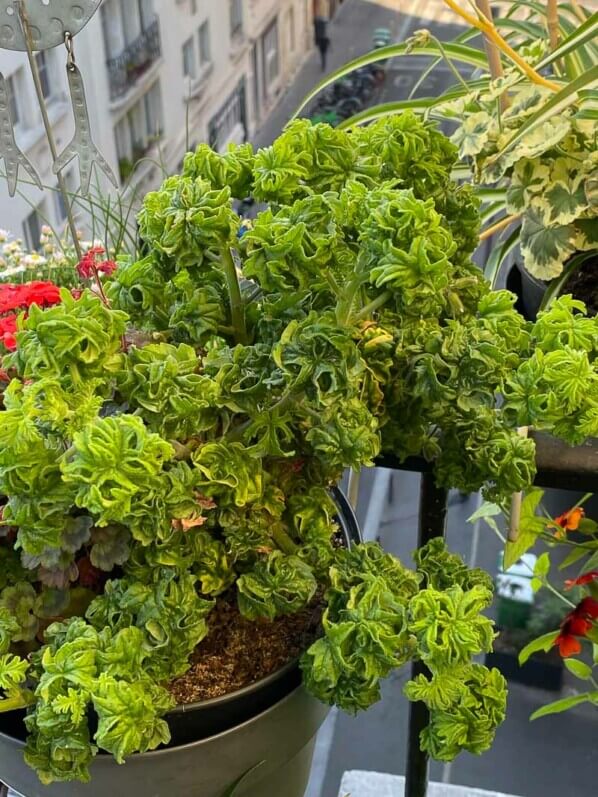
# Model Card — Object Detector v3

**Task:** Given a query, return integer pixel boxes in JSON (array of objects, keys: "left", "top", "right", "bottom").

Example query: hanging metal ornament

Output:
[
  {"left": 53, "top": 33, "right": 118, "bottom": 196},
  {"left": 0, "top": 0, "right": 102, "bottom": 52},
  {"left": 0, "top": 71, "right": 42, "bottom": 196},
  {"left": 0, "top": 0, "right": 119, "bottom": 259}
]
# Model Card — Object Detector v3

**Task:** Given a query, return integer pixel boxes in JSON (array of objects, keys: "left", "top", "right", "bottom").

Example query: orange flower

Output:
[{"left": 554, "top": 506, "right": 585, "bottom": 536}]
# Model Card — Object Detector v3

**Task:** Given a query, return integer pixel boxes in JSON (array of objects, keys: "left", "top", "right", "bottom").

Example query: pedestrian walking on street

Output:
[
  {"left": 314, "top": 12, "right": 331, "bottom": 71},
  {"left": 318, "top": 34, "right": 330, "bottom": 70}
]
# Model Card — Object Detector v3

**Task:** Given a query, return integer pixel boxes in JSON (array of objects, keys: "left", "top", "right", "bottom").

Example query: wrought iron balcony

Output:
[{"left": 106, "top": 18, "right": 161, "bottom": 102}]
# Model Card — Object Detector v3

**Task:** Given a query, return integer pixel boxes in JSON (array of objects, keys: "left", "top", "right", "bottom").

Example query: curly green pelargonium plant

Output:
[{"left": 0, "top": 114, "right": 596, "bottom": 784}]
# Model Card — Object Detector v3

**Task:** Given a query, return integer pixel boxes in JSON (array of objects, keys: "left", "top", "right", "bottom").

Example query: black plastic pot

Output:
[
  {"left": 485, "top": 649, "right": 563, "bottom": 692},
  {"left": 0, "top": 488, "right": 361, "bottom": 796}
]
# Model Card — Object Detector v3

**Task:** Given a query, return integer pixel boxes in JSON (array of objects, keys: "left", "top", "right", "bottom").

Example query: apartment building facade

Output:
[{"left": 0, "top": 0, "right": 313, "bottom": 250}]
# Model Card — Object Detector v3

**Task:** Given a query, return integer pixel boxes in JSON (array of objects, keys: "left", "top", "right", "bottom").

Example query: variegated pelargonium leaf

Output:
[
  {"left": 574, "top": 217, "right": 598, "bottom": 252},
  {"left": 452, "top": 112, "right": 495, "bottom": 159},
  {"left": 544, "top": 175, "right": 589, "bottom": 226},
  {"left": 506, "top": 159, "right": 551, "bottom": 213},
  {"left": 585, "top": 169, "right": 598, "bottom": 211},
  {"left": 520, "top": 207, "right": 577, "bottom": 280},
  {"left": 484, "top": 117, "right": 571, "bottom": 181}
]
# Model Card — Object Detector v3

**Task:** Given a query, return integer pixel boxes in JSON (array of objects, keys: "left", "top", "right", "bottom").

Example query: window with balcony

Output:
[
  {"left": 229, "top": 0, "right": 243, "bottom": 39},
  {"left": 208, "top": 80, "right": 247, "bottom": 153},
  {"left": 23, "top": 205, "right": 44, "bottom": 251},
  {"left": 182, "top": 37, "right": 196, "bottom": 79},
  {"left": 199, "top": 20, "right": 211, "bottom": 65},
  {"left": 262, "top": 18, "right": 280, "bottom": 88},
  {"left": 114, "top": 81, "right": 164, "bottom": 182},
  {"left": 102, "top": 0, "right": 162, "bottom": 102}
]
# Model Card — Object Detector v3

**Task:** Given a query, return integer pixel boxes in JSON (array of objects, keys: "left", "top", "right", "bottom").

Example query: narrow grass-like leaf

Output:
[
  {"left": 487, "top": 66, "right": 598, "bottom": 167},
  {"left": 293, "top": 42, "right": 490, "bottom": 118}
]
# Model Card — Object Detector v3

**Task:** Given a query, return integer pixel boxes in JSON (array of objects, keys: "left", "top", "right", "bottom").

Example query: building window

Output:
[
  {"left": 7, "top": 73, "right": 20, "bottom": 125},
  {"left": 23, "top": 207, "right": 43, "bottom": 251},
  {"left": 182, "top": 37, "right": 196, "bottom": 79},
  {"left": 229, "top": 0, "right": 243, "bottom": 38},
  {"left": 263, "top": 18, "right": 280, "bottom": 88},
  {"left": 54, "top": 171, "right": 76, "bottom": 224},
  {"left": 114, "top": 81, "right": 163, "bottom": 181},
  {"left": 208, "top": 80, "right": 247, "bottom": 153},
  {"left": 199, "top": 20, "right": 211, "bottom": 65},
  {"left": 34, "top": 52, "right": 52, "bottom": 100}
]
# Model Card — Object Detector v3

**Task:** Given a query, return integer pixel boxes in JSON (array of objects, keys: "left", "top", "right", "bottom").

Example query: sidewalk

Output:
[{"left": 252, "top": 0, "right": 407, "bottom": 149}]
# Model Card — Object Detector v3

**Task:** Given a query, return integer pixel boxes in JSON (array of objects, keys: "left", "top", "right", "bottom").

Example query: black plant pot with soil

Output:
[
  {"left": 492, "top": 245, "right": 598, "bottom": 321},
  {"left": 0, "top": 489, "right": 360, "bottom": 797}
]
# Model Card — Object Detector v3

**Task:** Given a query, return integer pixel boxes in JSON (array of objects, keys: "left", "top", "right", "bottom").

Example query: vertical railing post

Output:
[{"left": 405, "top": 473, "right": 449, "bottom": 797}]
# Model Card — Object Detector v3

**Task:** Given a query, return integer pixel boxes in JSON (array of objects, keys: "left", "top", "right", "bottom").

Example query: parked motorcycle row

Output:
[{"left": 309, "top": 27, "right": 392, "bottom": 126}]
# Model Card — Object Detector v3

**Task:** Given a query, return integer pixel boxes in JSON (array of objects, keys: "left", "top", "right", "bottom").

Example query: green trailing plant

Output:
[
  {"left": 296, "top": 3, "right": 598, "bottom": 287},
  {"left": 0, "top": 115, "right": 596, "bottom": 784}
]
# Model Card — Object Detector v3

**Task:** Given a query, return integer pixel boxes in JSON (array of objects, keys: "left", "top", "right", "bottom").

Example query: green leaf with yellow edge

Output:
[
  {"left": 520, "top": 207, "right": 577, "bottom": 280},
  {"left": 452, "top": 112, "right": 494, "bottom": 158},
  {"left": 545, "top": 178, "right": 589, "bottom": 226},
  {"left": 506, "top": 159, "right": 551, "bottom": 213}
]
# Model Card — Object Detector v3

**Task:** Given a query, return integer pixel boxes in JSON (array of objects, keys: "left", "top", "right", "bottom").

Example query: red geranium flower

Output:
[
  {"left": 0, "top": 281, "right": 61, "bottom": 313},
  {"left": 76, "top": 246, "right": 117, "bottom": 280},
  {"left": 565, "top": 571, "right": 598, "bottom": 590},
  {"left": 0, "top": 314, "right": 18, "bottom": 351}
]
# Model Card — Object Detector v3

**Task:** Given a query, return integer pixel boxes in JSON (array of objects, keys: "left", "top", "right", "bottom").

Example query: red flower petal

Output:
[
  {"left": 98, "top": 260, "right": 118, "bottom": 276},
  {"left": 565, "top": 571, "right": 598, "bottom": 590},
  {"left": 563, "top": 614, "right": 592, "bottom": 636},
  {"left": 576, "top": 597, "right": 598, "bottom": 620},
  {"left": 0, "top": 314, "right": 18, "bottom": 351},
  {"left": 555, "top": 632, "right": 582, "bottom": 658}
]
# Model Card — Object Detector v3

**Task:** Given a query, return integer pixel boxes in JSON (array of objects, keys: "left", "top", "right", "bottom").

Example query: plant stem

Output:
[
  {"left": 272, "top": 524, "right": 298, "bottom": 554},
  {"left": 508, "top": 427, "right": 529, "bottom": 542},
  {"left": 355, "top": 291, "right": 391, "bottom": 320},
  {"left": 479, "top": 213, "right": 521, "bottom": 241},
  {"left": 475, "top": 0, "right": 509, "bottom": 111},
  {"left": 546, "top": 0, "right": 560, "bottom": 51},
  {"left": 442, "top": 0, "right": 560, "bottom": 92},
  {"left": 222, "top": 247, "right": 249, "bottom": 345}
]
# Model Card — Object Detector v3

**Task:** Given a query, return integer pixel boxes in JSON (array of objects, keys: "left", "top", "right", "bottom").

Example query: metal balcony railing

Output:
[{"left": 106, "top": 18, "right": 161, "bottom": 102}]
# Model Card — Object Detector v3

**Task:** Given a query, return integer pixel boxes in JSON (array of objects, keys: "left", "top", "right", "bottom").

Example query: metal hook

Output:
[{"left": 65, "top": 31, "right": 76, "bottom": 70}]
